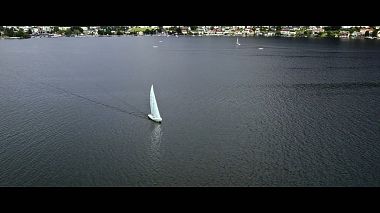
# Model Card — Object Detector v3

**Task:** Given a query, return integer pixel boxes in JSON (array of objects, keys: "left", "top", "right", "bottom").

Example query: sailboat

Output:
[
  {"left": 236, "top": 37, "right": 240, "bottom": 45},
  {"left": 148, "top": 85, "right": 162, "bottom": 123}
]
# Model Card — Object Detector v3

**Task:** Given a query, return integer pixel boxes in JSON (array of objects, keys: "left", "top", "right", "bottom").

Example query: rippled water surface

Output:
[{"left": 0, "top": 37, "right": 379, "bottom": 186}]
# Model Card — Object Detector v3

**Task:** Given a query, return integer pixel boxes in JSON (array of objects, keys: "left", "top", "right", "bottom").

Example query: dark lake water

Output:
[{"left": 0, "top": 36, "right": 379, "bottom": 186}]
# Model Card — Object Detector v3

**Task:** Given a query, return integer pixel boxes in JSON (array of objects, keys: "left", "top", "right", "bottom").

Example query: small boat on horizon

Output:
[{"left": 236, "top": 37, "right": 240, "bottom": 45}]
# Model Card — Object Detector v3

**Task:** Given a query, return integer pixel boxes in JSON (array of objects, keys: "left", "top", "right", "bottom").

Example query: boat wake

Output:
[
  {"left": 0, "top": 72, "right": 149, "bottom": 121},
  {"left": 95, "top": 83, "right": 146, "bottom": 115},
  {"left": 39, "top": 82, "right": 150, "bottom": 120}
]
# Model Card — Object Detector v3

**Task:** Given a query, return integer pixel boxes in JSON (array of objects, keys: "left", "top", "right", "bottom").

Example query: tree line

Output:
[{"left": 0, "top": 26, "right": 31, "bottom": 38}]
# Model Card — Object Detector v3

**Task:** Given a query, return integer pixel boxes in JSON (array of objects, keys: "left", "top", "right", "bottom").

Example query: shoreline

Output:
[{"left": 1, "top": 34, "right": 379, "bottom": 40}]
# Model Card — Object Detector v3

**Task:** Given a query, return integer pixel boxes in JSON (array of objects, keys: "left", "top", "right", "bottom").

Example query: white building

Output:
[
  {"left": 41, "top": 26, "right": 51, "bottom": 32},
  {"left": 289, "top": 30, "right": 296, "bottom": 36},
  {"left": 339, "top": 31, "right": 350, "bottom": 38},
  {"left": 360, "top": 28, "right": 373, "bottom": 36},
  {"left": 31, "top": 27, "right": 39, "bottom": 33},
  {"left": 280, "top": 29, "right": 290, "bottom": 36},
  {"left": 351, "top": 31, "right": 360, "bottom": 38},
  {"left": 59, "top": 27, "right": 70, "bottom": 31},
  {"left": 311, "top": 27, "right": 324, "bottom": 35},
  {"left": 19, "top": 26, "right": 31, "bottom": 31}
]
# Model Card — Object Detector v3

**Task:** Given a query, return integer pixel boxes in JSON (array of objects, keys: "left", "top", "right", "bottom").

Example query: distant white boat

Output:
[
  {"left": 258, "top": 47, "right": 263, "bottom": 50},
  {"left": 148, "top": 85, "right": 162, "bottom": 123},
  {"left": 236, "top": 37, "right": 240, "bottom": 45},
  {"left": 159, "top": 40, "right": 163, "bottom": 42},
  {"left": 153, "top": 45, "right": 158, "bottom": 48},
  {"left": 50, "top": 34, "right": 62, "bottom": 38}
]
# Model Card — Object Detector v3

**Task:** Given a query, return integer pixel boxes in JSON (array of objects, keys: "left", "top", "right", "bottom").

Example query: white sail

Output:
[
  {"left": 236, "top": 37, "right": 240, "bottom": 45},
  {"left": 149, "top": 85, "right": 162, "bottom": 122}
]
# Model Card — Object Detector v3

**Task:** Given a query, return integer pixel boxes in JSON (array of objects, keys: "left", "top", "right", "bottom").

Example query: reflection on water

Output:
[{"left": 149, "top": 123, "right": 163, "bottom": 174}]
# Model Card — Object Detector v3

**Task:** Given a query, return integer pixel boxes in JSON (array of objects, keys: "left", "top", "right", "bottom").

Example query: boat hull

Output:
[{"left": 148, "top": 114, "right": 162, "bottom": 123}]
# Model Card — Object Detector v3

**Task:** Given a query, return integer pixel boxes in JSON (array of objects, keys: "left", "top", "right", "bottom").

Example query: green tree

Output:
[
  {"left": 70, "top": 26, "right": 83, "bottom": 33},
  {"left": 157, "top": 26, "right": 163, "bottom": 33},
  {"left": 15, "top": 29, "right": 24, "bottom": 37},
  {"left": 64, "top": 29, "right": 72, "bottom": 36},
  {"left": 348, "top": 27, "right": 356, "bottom": 34},
  {"left": 168, "top": 27, "right": 176, "bottom": 34},
  {"left": 4, "top": 28, "right": 15, "bottom": 37},
  {"left": 304, "top": 30, "right": 312, "bottom": 37},
  {"left": 105, "top": 28, "right": 112, "bottom": 35},
  {"left": 53, "top": 26, "right": 59, "bottom": 33},
  {"left": 324, "top": 26, "right": 341, "bottom": 31},
  {"left": 371, "top": 29, "right": 378, "bottom": 37},
  {"left": 28, "top": 29, "right": 32, "bottom": 34},
  {"left": 364, "top": 31, "right": 370, "bottom": 37},
  {"left": 117, "top": 30, "right": 123, "bottom": 35},
  {"left": 175, "top": 27, "right": 182, "bottom": 35},
  {"left": 14, "top": 29, "right": 30, "bottom": 39},
  {"left": 326, "top": 30, "right": 334, "bottom": 37},
  {"left": 275, "top": 26, "right": 281, "bottom": 36},
  {"left": 97, "top": 29, "right": 104, "bottom": 35},
  {"left": 73, "top": 29, "right": 81, "bottom": 35},
  {"left": 167, "top": 26, "right": 181, "bottom": 35}
]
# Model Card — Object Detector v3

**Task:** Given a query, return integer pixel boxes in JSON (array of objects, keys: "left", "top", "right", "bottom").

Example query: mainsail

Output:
[{"left": 149, "top": 85, "right": 162, "bottom": 122}]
